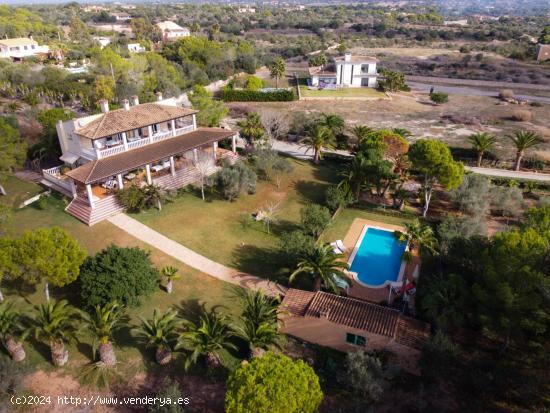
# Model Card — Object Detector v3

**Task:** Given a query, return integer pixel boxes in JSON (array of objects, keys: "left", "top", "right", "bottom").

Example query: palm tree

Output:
[
  {"left": 176, "top": 307, "right": 237, "bottom": 370},
  {"left": 394, "top": 219, "right": 437, "bottom": 256},
  {"left": 290, "top": 243, "right": 350, "bottom": 292},
  {"left": 0, "top": 301, "right": 27, "bottom": 362},
  {"left": 508, "top": 130, "right": 542, "bottom": 171},
  {"left": 135, "top": 308, "right": 181, "bottom": 365},
  {"left": 238, "top": 112, "right": 264, "bottom": 144},
  {"left": 321, "top": 114, "right": 345, "bottom": 138},
  {"left": 392, "top": 128, "right": 412, "bottom": 138},
  {"left": 143, "top": 184, "right": 167, "bottom": 211},
  {"left": 340, "top": 154, "right": 369, "bottom": 198},
  {"left": 233, "top": 319, "right": 281, "bottom": 358},
  {"left": 268, "top": 58, "right": 286, "bottom": 89},
  {"left": 300, "top": 125, "right": 335, "bottom": 163},
  {"left": 161, "top": 266, "right": 180, "bottom": 294},
  {"left": 468, "top": 132, "right": 497, "bottom": 167},
  {"left": 29, "top": 300, "right": 80, "bottom": 366},
  {"left": 236, "top": 289, "right": 280, "bottom": 326},
  {"left": 83, "top": 302, "right": 127, "bottom": 366},
  {"left": 351, "top": 125, "right": 373, "bottom": 147}
]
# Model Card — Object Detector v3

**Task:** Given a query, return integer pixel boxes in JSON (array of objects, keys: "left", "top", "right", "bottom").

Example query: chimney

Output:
[
  {"left": 130, "top": 95, "right": 139, "bottom": 106},
  {"left": 122, "top": 99, "right": 130, "bottom": 111},
  {"left": 99, "top": 99, "right": 109, "bottom": 113},
  {"left": 344, "top": 52, "right": 352, "bottom": 62},
  {"left": 155, "top": 91, "right": 163, "bottom": 101}
]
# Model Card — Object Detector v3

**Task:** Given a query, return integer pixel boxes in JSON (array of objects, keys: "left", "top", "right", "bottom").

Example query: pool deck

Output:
[{"left": 341, "top": 218, "right": 421, "bottom": 304}]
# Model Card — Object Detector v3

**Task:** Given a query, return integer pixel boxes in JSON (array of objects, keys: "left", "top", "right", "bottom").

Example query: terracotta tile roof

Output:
[
  {"left": 66, "top": 128, "right": 235, "bottom": 184},
  {"left": 282, "top": 289, "right": 316, "bottom": 316},
  {"left": 282, "top": 288, "right": 429, "bottom": 346},
  {"left": 75, "top": 103, "right": 197, "bottom": 140},
  {"left": 538, "top": 44, "right": 550, "bottom": 61}
]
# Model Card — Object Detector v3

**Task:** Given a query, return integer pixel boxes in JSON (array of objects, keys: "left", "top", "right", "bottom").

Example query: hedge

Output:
[{"left": 220, "top": 89, "right": 296, "bottom": 102}]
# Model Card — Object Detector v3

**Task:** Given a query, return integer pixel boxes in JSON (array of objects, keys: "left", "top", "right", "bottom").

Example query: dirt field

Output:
[{"left": 229, "top": 92, "right": 550, "bottom": 161}]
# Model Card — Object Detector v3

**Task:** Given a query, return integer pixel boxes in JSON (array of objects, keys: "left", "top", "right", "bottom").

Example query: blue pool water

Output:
[{"left": 350, "top": 227, "right": 407, "bottom": 287}]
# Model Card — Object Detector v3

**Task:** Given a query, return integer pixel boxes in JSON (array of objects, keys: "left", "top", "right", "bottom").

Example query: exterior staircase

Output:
[
  {"left": 153, "top": 165, "right": 219, "bottom": 191},
  {"left": 65, "top": 195, "right": 125, "bottom": 226}
]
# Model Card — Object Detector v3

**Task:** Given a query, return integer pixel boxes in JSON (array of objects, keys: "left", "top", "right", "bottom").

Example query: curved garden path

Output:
[{"left": 108, "top": 214, "right": 287, "bottom": 297}]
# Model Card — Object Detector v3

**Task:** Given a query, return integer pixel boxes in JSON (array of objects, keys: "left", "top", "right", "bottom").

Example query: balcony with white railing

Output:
[
  {"left": 42, "top": 165, "right": 73, "bottom": 192},
  {"left": 92, "top": 123, "right": 196, "bottom": 160}
]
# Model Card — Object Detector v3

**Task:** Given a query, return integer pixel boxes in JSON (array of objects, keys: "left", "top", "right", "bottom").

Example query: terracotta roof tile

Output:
[
  {"left": 282, "top": 289, "right": 430, "bottom": 347},
  {"left": 66, "top": 128, "right": 235, "bottom": 184},
  {"left": 75, "top": 103, "right": 197, "bottom": 140}
]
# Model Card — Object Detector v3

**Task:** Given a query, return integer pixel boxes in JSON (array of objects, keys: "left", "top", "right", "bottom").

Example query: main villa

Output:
[
  {"left": 42, "top": 94, "right": 238, "bottom": 225},
  {"left": 309, "top": 53, "right": 379, "bottom": 89}
]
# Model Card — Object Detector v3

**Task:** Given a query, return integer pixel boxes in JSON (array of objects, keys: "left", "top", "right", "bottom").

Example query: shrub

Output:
[
  {"left": 509, "top": 110, "right": 532, "bottom": 122},
  {"left": 450, "top": 174, "right": 491, "bottom": 216},
  {"left": 216, "top": 161, "right": 257, "bottom": 201},
  {"left": 300, "top": 204, "right": 332, "bottom": 237},
  {"left": 225, "top": 352, "right": 323, "bottom": 413},
  {"left": 220, "top": 89, "right": 296, "bottom": 102},
  {"left": 279, "top": 230, "right": 316, "bottom": 267},
  {"left": 430, "top": 92, "right": 449, "bottom": 104},
  {"left": 345, "top": 352, "right": 387, "bottom": 404},
  {"left": 245, "top": 75, "right": 263, "bottom": 91},
  {"left": 325, "top": 184, "right": 355, "bottom": 212},
  {"left": 79, "top": 245, "right": 159, "bottom": 308},
  {"left": 117, "top": 185, "right": 146, "bottom": 212},
  {"left": 490, "top": 185, "right": 524, "bottom": 217},
  {"left": 499, "top": 89, "right": 515, "bottom": 100},
  {"left": 150, "top": 378, "right": 187, "bottom": 413}
]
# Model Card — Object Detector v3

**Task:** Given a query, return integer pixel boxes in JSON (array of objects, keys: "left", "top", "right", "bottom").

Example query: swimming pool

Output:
[{"left": 348, "top": 226, "right": 407, "bottom": 288}]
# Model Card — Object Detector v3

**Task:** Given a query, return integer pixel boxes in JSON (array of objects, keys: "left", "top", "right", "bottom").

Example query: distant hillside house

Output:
[
  {"left": 281, "top": 289, "right": 430, "bottom": 372},
  {"left": 237, "top": 6, "right": 256, "bottom": 13},
  {"left": 92, "top": 37, "right": 111, "bottom": 49},
  {"left": 0, "top": 37, "right": 50, "bottom": 60},
  {"left": 110, "top": 12, "right": 131, "bottom": 22},
  {"left": 444, "top": 19, "right": 469, "bottom": 26},
  {"left": 537, "top": 44, "right": 550, "bottom": 62},
  {"left": 156, "top": 21, "right": 190, "bottom": 42},
  {"left": 309, "top": 53, "right": 378, "bottom": 88},
  {"left": 127, "top": 43, "right": 145, "bottom": 53}
]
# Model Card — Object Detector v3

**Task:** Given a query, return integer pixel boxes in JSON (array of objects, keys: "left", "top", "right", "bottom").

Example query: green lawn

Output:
[
  {"left": 134, "top": 159, "right": 343, "bottom": 283},
  {"left": 0, "top": 175, "right": 44, "bottom": 208},
  {"left": 299, "top": 85, "right": 386, "bottom": 99},
  {"left": 320, "top": 207, "right": 414, "bottom": 243},
  {"left": 1, "top": 185, "right": 242, "bottom": 376}
]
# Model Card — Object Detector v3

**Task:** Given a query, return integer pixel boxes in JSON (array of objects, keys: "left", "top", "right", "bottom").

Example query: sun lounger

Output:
[
  {"left": 330, "top": 242, "right": 343, "bottom": 254},
  {"left": 336, "top": 240, "right": 347, "bottom": 252}
]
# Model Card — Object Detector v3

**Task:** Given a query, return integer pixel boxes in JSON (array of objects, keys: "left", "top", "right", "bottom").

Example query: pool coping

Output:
[{"left": 346, "top": 224, "right": 409, "bottom": 289}]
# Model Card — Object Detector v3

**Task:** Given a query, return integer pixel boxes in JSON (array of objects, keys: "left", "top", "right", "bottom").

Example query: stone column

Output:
[
  {"left": 86, "top": 184, "right": 95, "bottom": 208},
  {"left": 117, "top": 174, "right": 124, "bottom": 189},
  {"left": 193, "top": 148, "right": 198, "bottom": 163},
  {"left": 145, "top": 164, "right": 152, "bottom": 185},
  {"left": 212, "top": 141, "right": 218, "bottom": 159},
  {"left": 148, "top": 125, "right": 153, "bottom": 143},
  {"left": 171, "top": 119, "right": 176, "bottom": 136},
  {"left": 170, "top": 156, "right": 176, "bottom": 177},
  {"left": 231, "top": 135, "right": 237, "bottom": 154},
  {"left": 122, "top": 132, "right": 128, "bottom": 150},
  {"left": 192, "top": 114, "right": 197, "bottom": 130}
]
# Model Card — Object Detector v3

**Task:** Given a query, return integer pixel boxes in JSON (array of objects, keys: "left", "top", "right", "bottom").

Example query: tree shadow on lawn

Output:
[
  {"left": 293, "top": 179, "right": 333, "bottom": 206},
  {"left": 230, "top": 244, "right": 290, "bottom": 284}
]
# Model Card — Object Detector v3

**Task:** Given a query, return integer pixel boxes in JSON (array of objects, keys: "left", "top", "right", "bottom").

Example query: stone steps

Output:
[{"left": 65, "top": 195, "right": 125, "bottom": 226}]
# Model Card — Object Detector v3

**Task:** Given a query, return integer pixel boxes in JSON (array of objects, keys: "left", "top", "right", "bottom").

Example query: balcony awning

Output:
[
  {"left": 60, "top": 152, "right": 80, "bottom": 164},
  {"left": 66, "top": 127, "right": 235, "bottom": 185}
]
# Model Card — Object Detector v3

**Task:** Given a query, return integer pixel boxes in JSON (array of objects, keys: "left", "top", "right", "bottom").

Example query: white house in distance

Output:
[
  {"left": 92, "top": 36, "right": 111, "bottom": 49},
  {"left": 127, "top": 43, "right": 145, "bottom": 53},
  {"left": 0, "top": 37, "right": 50, "bottom": 60},
  {"left": 156, "top": 21, "right": 190, "bottom": 42},
  {"left": 110, "top": 12, "right": 131, "bottom": 22},
  {"left": 309, "top": 53, "right": 379, "bottom": 88}
]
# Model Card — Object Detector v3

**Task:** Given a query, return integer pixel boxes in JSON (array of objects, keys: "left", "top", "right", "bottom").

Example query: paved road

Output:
[
  {"left": 406, "top": 75, "right": 550, "bottom": 92},
  {"left": 271, "top": 140, "right": 352, "bottom": 160},
  {"left": 108, "top": 214, "right": 287, "bottom": 297},
  {"left": 408, "top": 81, "right": 550, "bottom": 104},
  {"left": 465, "top": 166, "right": 550, "bottom": 182}
]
